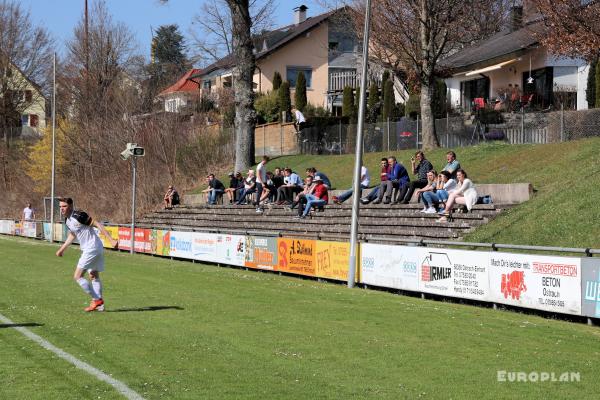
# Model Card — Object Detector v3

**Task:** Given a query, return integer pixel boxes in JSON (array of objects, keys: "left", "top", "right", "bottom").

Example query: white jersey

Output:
[
  {"left": 65, "top": 212, "right": 103, "bottom": 253},
  {"left": 360, "top": 166, "right": 370, "bottom": 187},
  {"left": 23, "top": 207, "right": 34, "bottom": 220}
]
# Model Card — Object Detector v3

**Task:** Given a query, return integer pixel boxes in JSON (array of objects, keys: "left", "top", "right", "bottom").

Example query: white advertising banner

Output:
[
  {"left": 0, "top": 220, "right": 14, "bottom": 234},
  {"left": 22, "top": 222, "right": 37, "bottom": 238},
  {"left": 216, "top": 234, "right": 246, "bottom": 267},
  {"left": 419, "top": 248, "right": 490, "bottom": 301},
  {"left": 191, "top": 232, "right": 218, "bottom": 263},
  {"left": 488, "top": 252, "right": 581, "bottom": 315},
  {"left": 360, "top": 244, "right": 420, "bottom": 291},
  {"left": 169, "top": 231, "right": 194, "bottom": 259}
]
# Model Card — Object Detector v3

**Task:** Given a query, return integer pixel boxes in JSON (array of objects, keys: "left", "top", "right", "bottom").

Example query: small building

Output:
[{"left": 157, "top": 68, "right": 203, "bottom": 113}]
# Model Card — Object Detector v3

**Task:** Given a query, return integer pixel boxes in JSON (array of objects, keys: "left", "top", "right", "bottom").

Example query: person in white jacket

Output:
[{"left": 437, "top": 169, "right": 477, "bottom": 222}]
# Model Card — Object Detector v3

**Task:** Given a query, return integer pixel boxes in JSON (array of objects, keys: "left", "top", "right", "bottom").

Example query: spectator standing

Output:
[
  {"left": 291, "top": 107, "right": 306, "bottom": 133},
  {"left": 55, "top": 197, "right": 118, "bottom": 312},
  {"left": 202, "top": 174, "right": 225, "bottom": 205},
  {"left": 399, "top": 151, "right": 433, "bottom": 204},
  {"left": 236, "top": 170, "right": 256, "bottom": 205},
  {"left": 296, "top": 176, "right": 328, "bottom": 219},
  {"left": 22, "top": 203, "right": 35, "bottom": 221},
  {"left": 276, "top": 168, "right": 303, "bottom": 205},
  {"left": 255, "top": 156, "right": 269, "bottom": 212},
  {"left": 163, "top": 186, "right": 180, "bottom": 209},
  {"left": 334, "top": 166, "right": 370, "bottom": 204},
  {"left": 441, "top": 151, "right": 461, "bottom": 179}
]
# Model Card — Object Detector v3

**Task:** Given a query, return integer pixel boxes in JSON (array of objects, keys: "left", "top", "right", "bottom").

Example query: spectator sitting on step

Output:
[
  {"left": 258, "top": 171, "right": 277, "bottom": 204},
  {"left": 437, "top": 169, "right": 478, "bottom": 222},
  {"left": 272, "top": 167, "right": 285, "bottom": 189},
  {"left": 306, "top": 167, "right": 331, "bottom": 189},
  {"left": 163, "top": 185, "right": 180, "bottom": 209},
  {"left": 290, "top": 176, "right": 314, "bottom": 212},
  {"left": 414, "top": 170, "right": 438, "bottom": 213},
  {"left": 422, "top": 170, "right": 457, "bottom": 213},
  {"left": 276, "top": 168, "right": 303, "bottom": 205},
  {"left": 224, "top": 172, "right": 243, "bottom": 204},
  {"left": 441, "top": 151, "right": 461, "bottom": 180},
  {"left": 373, "top": 156, "right": 409, "bottom": 204},
  {"left": 235, "top": 170, "right": 256, "bottom": 205},
  {"left": 202, "top": 174, "right": 225, "bottom": 205},
  {"left": 333, "top": 165, "right": 370, "bottom": 204},
  {"left": 296, "top": 176, "right": 328, "bottom": 219},
  {"left": 361, "top": 158, "right": 389, "bottom": 204},
  {"left": 399, "top": 151, "right": 433, "bottom": 204}
]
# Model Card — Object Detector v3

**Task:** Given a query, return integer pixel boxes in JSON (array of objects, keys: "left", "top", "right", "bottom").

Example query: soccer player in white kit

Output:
[{"left": 55, "top": 197, "right": 118, "bottom": 312}]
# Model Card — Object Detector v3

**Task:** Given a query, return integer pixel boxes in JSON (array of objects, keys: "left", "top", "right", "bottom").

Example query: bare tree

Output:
[
  {"left": 0, "top": 0, "right": 53, "bottom": 148},
  {"left": 531, "top": 0, "right": 600, "bottom": 60},
  {"left": 189, "top": 0, "right": 276, "bottom": 66},
  {"left": 355, "top": 0, "right": 510, "bottom": 149}
]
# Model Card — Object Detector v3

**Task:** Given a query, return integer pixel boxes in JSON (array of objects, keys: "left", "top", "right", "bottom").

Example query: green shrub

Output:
[
  {"left": 272, "top": 71, "right": 282, "bottom": 91},
  {"left": 405, "top": 93, "right": 421, "bottom": 119},
  {"left": 255, "top": 91, "right": 280, "bottom": 124},
  {"left": 278, "top": 81, "right": 291, "bottom": 122},
  {"left": 342, "top": 86, "right": 355, "bottom": 121},
  {"left": 382, "top": 79, "right": 394, "bottom": 120}
]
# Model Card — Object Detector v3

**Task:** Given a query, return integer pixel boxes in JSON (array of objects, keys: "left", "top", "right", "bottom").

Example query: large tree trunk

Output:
[
  {"left": 227, "top": 0, "right": 256, "bottom": 173},
  {"left": 420, "top": 82, "right": 439, "bottom": 150}
]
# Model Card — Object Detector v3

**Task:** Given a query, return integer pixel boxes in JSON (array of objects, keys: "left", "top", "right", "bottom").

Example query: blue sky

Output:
[{"left": 17, "top": 0, "right": 326, "bottom": 62}]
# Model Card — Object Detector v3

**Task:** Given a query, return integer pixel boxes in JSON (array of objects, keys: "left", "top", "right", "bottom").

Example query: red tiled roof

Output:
[{"left": 158, "top": 68, "right": 202, "bottom": 96}]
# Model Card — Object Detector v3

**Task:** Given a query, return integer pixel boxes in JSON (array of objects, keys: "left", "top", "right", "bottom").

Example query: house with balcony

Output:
[
  {"left": 184, "top": 5, "right": 405, "bottom": 116},
  {"left": 441, "top": 5, "right": 589, "bottom": 112},
  {"left": 1, "top": 62, "right": 46, "bottom": 138}
]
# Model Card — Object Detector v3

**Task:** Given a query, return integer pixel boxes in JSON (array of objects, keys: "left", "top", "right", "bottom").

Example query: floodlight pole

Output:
[
  {"left": 130, "top": 156, "right": 137, "bottom": 254},
  {"left": 347, "top": 0, "right": 372, "bottom": 288},
  {"left": 50, "top": 53, "right": 56, "bottom": 243}
]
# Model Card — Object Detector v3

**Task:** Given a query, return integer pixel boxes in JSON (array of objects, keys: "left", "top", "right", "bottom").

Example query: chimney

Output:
[
  {"left": 294, "top": 5, "right": 308, "bottom": 25},
  {"left": 509, "top": 5, "right": 523, "bottom": 32}
]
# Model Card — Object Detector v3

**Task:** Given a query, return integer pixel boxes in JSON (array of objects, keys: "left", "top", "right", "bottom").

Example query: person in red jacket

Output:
[{"left": 296, "top": 176, "right": 328, "bottom": 219}]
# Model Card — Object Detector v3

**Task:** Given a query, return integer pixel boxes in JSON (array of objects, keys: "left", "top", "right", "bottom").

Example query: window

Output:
[
  {"left": 21, "top": 115, "right": 29, "bottom": 126},
  {"left": 286, "top": 67, "right": 312, "bottom": 88},
  {"left": 30, "top": 114, "right": 39, "bottom": 127},
  {"left": 25, "top": 90, "right": 32, "bottom": 102},
  {"left": 166, "top": 99, "right": 177, "bottom": 112},
  {"left": 203, "top": 80, "right": 211, "bottom": 90}
]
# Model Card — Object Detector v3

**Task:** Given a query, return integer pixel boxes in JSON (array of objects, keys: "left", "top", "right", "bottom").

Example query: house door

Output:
[
  {"left": 522, "top": 67, "right": 553, "bottom": 109},
  {"left": 460, "top": 77, "right": 490, "bottom": 111}
]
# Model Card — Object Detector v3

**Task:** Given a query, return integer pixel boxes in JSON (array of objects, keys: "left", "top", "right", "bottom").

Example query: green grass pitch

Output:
[{"left": 1, "top": 235, "right": 599, "bottom": 399}]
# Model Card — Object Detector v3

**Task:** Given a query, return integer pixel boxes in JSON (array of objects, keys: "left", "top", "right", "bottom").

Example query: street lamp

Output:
[{"left": 120, "top": 142, "right": 145, "bottom": 254}]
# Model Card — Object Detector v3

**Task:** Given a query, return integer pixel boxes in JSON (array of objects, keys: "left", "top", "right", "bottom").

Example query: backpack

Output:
[{"left": 476, "top": 195, "right": 493, "bottom": 205}]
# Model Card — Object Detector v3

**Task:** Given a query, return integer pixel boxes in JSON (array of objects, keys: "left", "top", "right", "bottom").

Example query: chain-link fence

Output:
[{"left": 297, "top": 108, "right": 600, "bottom": 155}]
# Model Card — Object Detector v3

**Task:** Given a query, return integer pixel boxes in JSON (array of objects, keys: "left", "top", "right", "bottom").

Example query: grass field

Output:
[
  {"left": 1, "top": 235, "right": 599, "bottom": 399},
  {"left": 203, "top": 137, "right": 600, "bottom": 249}
]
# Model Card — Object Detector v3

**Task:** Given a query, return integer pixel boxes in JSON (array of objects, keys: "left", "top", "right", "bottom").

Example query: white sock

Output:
[
  {"left": 77, "top": 278, "right": 99, "bottom": 300},
  {"left": 92, "top": 279, "right": 103, "bottom": 300}
]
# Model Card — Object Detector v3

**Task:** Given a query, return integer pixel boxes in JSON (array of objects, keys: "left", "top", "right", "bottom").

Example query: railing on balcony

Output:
[{"left": 328, "top": 70, "right": 359, "bottom": 92}]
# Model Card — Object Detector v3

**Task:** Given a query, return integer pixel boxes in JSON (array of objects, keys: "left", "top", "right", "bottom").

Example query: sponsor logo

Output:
[
  {"left": 403, "top": 261, "right": 417, "bottom": 275},
  {"left": 497, "top": 371, "right": 580, "bottom": 383},
  {"left": 362, "top": 257, "right": 375, "bottom": 269},
  {"left": 532, "top": 262, "right": 577, "bottom": 277},
  {"left": 501, "top": 270, "right": 527, "bottom": 300},
  {"left": 421, "top": 252, "right": 452, "bottom": 282},
  {"left": 170, "top": 236, "right": 192, "bottom": 252},
  {"left": 584, "top": 279, "right": 600, "bottom": 302}
]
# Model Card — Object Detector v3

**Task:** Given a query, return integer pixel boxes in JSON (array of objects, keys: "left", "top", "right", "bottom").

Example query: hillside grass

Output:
[
  {"left": 201, "top": 138, "right": 600, "bottom": 249},
  {"left": 1, "top": 235, "right": 599, "bottom": 399}
]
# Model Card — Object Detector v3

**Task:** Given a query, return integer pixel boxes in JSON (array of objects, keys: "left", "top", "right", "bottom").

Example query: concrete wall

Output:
[{"left": 254, "top": 122, "right": 299, "bottom": 157}]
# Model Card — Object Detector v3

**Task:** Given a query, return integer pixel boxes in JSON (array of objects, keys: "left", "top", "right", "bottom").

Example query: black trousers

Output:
[{"left": 401, "top": 179, "right": 428, "bottom": 203}]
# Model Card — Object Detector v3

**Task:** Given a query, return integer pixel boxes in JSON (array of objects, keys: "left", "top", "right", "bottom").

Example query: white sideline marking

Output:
[{"left": 0, "top": 312, "right": 145, "bottom": 400}]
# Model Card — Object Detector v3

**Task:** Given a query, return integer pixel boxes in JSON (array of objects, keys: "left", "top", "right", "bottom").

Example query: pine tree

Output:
[
  {"left": 382, "top": 79, "right": 394, "bottom": 120},
  {"left": 295, "top": 71, "right": 307, "bottom": 112},
  {"left": 588, "top": 60, "right": 597, "bottom": 108},
  {"left": 381, "top": 70, "right": 390, "bottom": 90},
  {"left": 342, "top": 86, "right": 355, "bottom": 121},
  {"left": 367, "top": 82, "right": 380, "bottom": 122},
  {"left": 278, "top": 81, "right": 291, "bottom": 121},
  {"left": 596, "top": 59, "right": 600, "bottom": 108},
  {"left": 272, "top": 71, "right": 282, "bottom": 91}
]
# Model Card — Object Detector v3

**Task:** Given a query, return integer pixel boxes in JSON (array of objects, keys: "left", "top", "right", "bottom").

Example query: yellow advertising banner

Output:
[
  {"left": 152, "top": 230, "right": 171, "bottom": 256},
  {"left": 100, "top": 226, "right": 119, "bottom": 248},
  {"left": 315, "top": 241, "right": 354, "bottom": 281},
  {"left": 277, "top": 238, "right": 316, "bottom": 276}
]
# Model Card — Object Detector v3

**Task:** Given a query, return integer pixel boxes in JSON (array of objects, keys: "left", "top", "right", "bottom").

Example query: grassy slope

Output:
[
  {"left": 1, "top": 236, "right": 600, "bottom": 399},
  {"left": 217, "top": 138, "right": 600, "bottom": 249}
]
